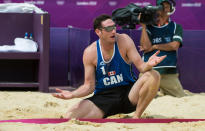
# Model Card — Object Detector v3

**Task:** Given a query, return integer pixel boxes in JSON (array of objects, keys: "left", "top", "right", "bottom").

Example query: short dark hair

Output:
[{"left": 93, "top": 14, "right": 112, "bottom": 30}]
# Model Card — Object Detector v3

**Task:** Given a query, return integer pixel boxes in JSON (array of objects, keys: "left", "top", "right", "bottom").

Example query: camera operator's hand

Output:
[
  {"left": 138, "top": 13, "right": 146, "bottom": 28},
  {"left": 138, "top": 45, "right": 154, "bottom": 53},
  {"left": 140, "top": 23, "right": 146, "bottom": 29}
]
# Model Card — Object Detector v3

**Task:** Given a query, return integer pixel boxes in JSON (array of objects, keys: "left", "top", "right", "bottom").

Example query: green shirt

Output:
[{"left": 143, "top": 21, "right": 183, "bottom": 74}]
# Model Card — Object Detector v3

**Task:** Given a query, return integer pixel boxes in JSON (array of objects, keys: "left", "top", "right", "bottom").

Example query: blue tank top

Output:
[{"left": 95, "top": 40, "right": 136, "bottom": 94}]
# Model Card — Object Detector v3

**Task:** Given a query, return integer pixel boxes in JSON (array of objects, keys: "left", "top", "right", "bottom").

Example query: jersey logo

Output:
[
  {"left": 108, "top": 71, "right": 116, "bottom": 76},
  {"left": 164, "top": 37, "right": 171, "bottom": 43},
  {"left": 103, "top": 73, "right": 123, "bottom": 86},
  {"left": 153, "top": 37, "right": 162, "bottom": 44},
  {"left": 100, "top": 61, "right": 105, "bottom": 66}
]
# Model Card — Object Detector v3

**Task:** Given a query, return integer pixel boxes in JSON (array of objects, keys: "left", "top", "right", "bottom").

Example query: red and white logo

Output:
[{"left": 108, "top": 71, "right": 116, "bottom": 76}]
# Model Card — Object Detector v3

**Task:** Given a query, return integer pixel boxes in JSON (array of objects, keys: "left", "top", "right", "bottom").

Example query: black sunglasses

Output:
[{"left": 101, "top": 25, "right": 116, "bottom": 32}]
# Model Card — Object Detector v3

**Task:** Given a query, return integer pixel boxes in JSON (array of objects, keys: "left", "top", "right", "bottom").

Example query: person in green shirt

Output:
[{"left": 139, "top": 0, "right": 186, "bottom": 97}]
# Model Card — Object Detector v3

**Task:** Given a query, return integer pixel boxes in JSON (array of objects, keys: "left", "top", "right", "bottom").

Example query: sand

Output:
[{"left": 0, "top": 91, "right": 205, "bottom": 131}]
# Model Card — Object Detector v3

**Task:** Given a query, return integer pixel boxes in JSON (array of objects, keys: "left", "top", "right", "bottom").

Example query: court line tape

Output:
[{"left": 0, "top": 118, "right": 205, "bottom": 124}]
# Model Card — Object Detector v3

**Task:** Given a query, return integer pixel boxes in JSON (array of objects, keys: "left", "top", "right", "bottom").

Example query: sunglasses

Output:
[{"left": 101, "top": 25, "right": 116, "bottom": 32}]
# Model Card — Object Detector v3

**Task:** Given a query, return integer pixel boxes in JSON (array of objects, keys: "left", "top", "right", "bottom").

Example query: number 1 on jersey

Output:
[{"left": 100, "top": 66, "right": 106, "bottom": 75}]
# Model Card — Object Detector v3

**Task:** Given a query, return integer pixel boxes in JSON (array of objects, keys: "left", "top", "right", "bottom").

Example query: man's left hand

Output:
[{"left": 147, "top": 50, "right": 166, "bottom": 67}]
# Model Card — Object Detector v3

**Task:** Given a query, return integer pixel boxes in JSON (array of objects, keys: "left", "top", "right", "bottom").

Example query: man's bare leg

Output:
[
  {"left": 128, "top": 70, "right": 160, "bottom": 118},
  {"left": 65, "top": 100, "right": 104, "bottom": 118}
]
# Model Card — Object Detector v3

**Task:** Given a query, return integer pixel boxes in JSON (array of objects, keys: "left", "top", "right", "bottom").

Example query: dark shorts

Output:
[{"left": 86, "top": 83, "right": 136, "bottom": 118}]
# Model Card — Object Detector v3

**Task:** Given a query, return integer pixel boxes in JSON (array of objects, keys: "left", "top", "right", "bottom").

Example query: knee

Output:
[
  {"left": 143, "top": 70, "right": 160, "bottom": 92},
  {"left": 151, "top": 70, "right": 160, "bottom": 81},
  {"left": 144, "top": 70, "right": 160, "bottom": 82}
]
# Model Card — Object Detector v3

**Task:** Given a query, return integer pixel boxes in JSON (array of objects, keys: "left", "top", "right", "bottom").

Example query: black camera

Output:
[{"left": 112, "top": 3, "right": 163, "bottom": 29}]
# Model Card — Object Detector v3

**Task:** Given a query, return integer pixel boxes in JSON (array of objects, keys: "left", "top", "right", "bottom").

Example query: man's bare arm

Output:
[
  {"left": 122, "top": 34, "right": 152, "bottom": 73},
  {"left": 152, "top": 41, "right": 180, "bottom": 51},
  {"left": 71, "top": 47, "right": 96, "bottom": 98},
  {"left": 140, "top": 25, "right": 152, "bottom": 50},
  {"left": 52, "top": 47, "right": 96, "bottom": 99},
  {"left": 122, "top": 34, "right": 166, "bottom": 73}
]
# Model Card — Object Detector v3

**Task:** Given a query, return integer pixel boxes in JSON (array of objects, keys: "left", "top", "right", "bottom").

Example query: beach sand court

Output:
[{"left": 0, "top": 91, "right": 205, "bottom": 131}]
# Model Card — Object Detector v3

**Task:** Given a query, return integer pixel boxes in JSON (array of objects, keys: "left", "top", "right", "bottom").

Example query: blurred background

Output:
[{"left": 0, "top": 0, "right": 204, "bottom": 30}]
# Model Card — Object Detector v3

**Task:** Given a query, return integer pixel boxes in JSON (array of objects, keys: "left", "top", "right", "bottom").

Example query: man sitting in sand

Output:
[{"left": 52, "top": 14, "right": 166, "bottom": 119}]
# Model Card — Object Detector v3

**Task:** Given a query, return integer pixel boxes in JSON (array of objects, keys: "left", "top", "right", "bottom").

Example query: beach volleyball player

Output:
[{"left": 52, "top": 14, "right": 166, "bottom": 118}]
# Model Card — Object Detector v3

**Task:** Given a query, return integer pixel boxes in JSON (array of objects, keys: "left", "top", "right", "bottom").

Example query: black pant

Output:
[{"left": 86, "top": 83, "right": 136, "bottom": 118}]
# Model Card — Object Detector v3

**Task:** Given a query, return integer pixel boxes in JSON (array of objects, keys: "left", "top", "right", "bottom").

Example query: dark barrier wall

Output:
[
  {"left": 0, "top": 0, "right": 205, "bottom": 30},
  {"left": 50, "top": 28, "right": 205, "bottom": 93},
  {"left": 50, "top": 28, "right": 69, "bottom": 86},
  {"left": 68, "top": 28, "right": 90, "bottom": 87},
  {"left": 178, "top": 30, "right": 205, "bottom": 93}
]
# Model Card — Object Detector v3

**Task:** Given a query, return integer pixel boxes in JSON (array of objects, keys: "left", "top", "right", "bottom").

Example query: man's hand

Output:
[
  {"left": 138, "top": 13, "right": 146, "bottom": 29},
  {"left": 52, "top": 88, "right": 74, "bottom": 100},
  {"left": 138, "top": 45, "right": 154, "bottom": 53},
  {"left": 147, "top": 50, "right": 166, "bottom": 67}
]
